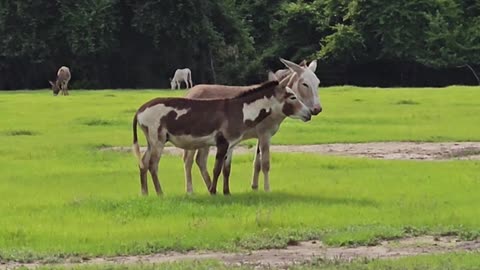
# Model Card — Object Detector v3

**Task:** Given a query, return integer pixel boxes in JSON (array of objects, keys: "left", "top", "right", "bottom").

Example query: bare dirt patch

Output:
[
  {"left": 3, "top": 236, "right": 479, "bottom": 269},
  {"left": 103, "top": 142, "right": 480, "bottom": 161}
]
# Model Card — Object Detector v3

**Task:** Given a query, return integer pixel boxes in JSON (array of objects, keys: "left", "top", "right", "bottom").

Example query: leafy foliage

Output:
[
  {"left": 60, "top": 0, "right": 120, "bottom": 56},
  {"left": 1, "top": 0, "right": 479, "bottom": 89}
]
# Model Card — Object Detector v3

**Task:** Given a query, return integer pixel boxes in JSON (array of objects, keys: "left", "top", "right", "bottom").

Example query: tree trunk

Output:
[
  {"left": 209, "top": 47, "right": 216, "bottom": 84},
  {"left": 458, "top": 64, "right": 480, "bottom": 85}
]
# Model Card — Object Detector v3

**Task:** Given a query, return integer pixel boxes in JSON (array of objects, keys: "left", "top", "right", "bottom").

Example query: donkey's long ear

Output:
[
  {"left": 48, "top": 80, "right": 55, "bottom": 87},
  {"left": 267, "top": 71, "right": 278, "bottom": 81},
  {"left": 308, "top": 60, "right": 318, "bottom": 72},
  {"left": 280, "top": 58, "right": 304, "bottom": 75},
  {"left": 278, "top": 74, "right": 290, "bottom": 88}
]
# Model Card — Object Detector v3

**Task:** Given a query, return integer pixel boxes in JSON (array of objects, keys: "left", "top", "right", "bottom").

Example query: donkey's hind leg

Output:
[
  {"left": 183, "top": 150, "right": 195, "bottom": 194},
  {"left": 139, "top": 168, "right": 148, "bottom": 195},
  {"left": 64, "top": 82, "right": 69, "bottom": 95},
  {"left": 139, "top": 146, "right": 152, "bottom": 196},
  {"left": 148, "top": 134, "right": 166, "bottom": 196},
  {"left": 188, "top": 74, "right": 193, "bottom": 89},
  {"left": 195, "top": 147, "right": 212, "bottom": 190}
]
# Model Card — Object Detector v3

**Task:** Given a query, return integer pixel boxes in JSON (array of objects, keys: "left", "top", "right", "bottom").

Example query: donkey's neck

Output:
[
  {"left": 239, "top": 95, "right": 279, "bottom": 126},
  {"left": 228, "top": 81, "right": 280, "bottom": 126}
]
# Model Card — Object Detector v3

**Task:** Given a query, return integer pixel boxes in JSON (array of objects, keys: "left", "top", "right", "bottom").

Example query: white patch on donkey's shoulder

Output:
[
  {"left": 138, "top": 104, "right": 189, "bottom": 127},
  {"left": 242, "top": 96, "right": 276, "bottom": 123}
]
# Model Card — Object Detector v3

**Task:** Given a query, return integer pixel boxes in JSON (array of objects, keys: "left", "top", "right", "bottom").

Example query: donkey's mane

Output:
[{"left": 233, "top": 80, "right": 279, "bottom": 99}]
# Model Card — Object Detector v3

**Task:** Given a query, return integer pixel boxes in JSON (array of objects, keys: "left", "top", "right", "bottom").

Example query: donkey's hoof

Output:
[
  {"left": 209, "top": 188, "right": 217, "bottom": 195},
  {"left": 223, "top": 191, "right": 231, "bottom": 196},
  {"left": 251, "top": 185, "right": 259, "bottom": 191}
]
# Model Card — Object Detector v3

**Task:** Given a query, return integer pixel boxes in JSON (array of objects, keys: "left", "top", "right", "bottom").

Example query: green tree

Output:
[{"left": 128, "top": 0, "right": 254, "bottom": 84}]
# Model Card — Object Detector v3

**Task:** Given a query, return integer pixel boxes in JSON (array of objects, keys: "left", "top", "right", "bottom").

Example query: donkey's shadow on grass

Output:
[
  {"left": 69, "top": 192, "right": 376, "bottom": 216},
  {"left": 182, "top": 192, "right": 377, "bottom": 208}
]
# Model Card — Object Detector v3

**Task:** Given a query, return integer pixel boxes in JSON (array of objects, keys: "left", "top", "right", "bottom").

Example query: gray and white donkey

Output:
[{"left": 182, "top": 58, "right": 322, "bottom": 194}]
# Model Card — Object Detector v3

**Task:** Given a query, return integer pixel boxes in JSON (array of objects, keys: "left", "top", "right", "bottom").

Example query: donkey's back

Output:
[
  {"left": 186, "top": 84, "right": 259, "bottom": 100},
  {"left": 57, "top": 66, "right": 71, "bottom": 82}
]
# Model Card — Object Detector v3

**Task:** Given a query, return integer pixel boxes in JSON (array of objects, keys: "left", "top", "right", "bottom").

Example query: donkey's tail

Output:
[{"left": 132, "top": 113, "right": 144, "bottom": 169}]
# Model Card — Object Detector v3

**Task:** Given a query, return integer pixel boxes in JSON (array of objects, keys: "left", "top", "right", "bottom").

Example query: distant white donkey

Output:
[{"left": 170, "top": 68, "right": 193, "bottom": 89}]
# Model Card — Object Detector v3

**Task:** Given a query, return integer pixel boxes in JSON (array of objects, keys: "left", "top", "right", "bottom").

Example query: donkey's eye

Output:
[
  {"left": 289, "top": 96, "right": 297, "bottom": 100},
  {"left": 302, "top": 83, "right": 309, "bottom": 88}
]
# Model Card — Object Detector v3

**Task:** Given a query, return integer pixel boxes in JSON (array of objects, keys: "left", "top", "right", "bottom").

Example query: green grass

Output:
[
  {"left": 0, "top": 87, "right": 479, "bottom": 262},
  {"left": 2, "top": 86, "right": 479, "bottom": 147}
]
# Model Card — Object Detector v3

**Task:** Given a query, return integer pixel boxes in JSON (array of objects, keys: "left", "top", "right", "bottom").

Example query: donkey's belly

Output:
[
  {"left": 241, "top": 128, "right": 258, "bottom": 140},
  {"left": 167, "top": 133, "right": 217, "bottom": 150}
]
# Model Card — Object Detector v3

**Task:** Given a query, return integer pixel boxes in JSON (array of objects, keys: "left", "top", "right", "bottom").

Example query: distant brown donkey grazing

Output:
[
  {"left": 132, "top": 79, "right": 312, "bottom": 195},
  {"left": 49, "top": 66, "right": 71, "bottom": 96},
  {"left": 182, "top": 58, "right": 321, "bottom": 194}
]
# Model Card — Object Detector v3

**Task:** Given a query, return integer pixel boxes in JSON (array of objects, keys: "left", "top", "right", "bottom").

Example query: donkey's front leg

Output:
[
  {"left": 251, "top": 141, "right": 261, "bottom": 190},
  {"left": 195, "top": 147, "right": 212, "bottom": 190},
  {"left": 183, "top": 150, "right": 195, "bottom": 194},
  {"left": 209, "top": 138, "right": 229, "bottom": 195},
  {"left": 259, "top": 136, "right": 272, "bottom": 192}
]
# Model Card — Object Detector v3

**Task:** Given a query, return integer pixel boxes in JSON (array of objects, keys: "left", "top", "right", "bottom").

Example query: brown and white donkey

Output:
[
  {"left": 132, "top": 78, "right": 311, "bottom": 195},
  {"left": 182, "top": 58, "right": 321, "bottom": 194},
  {"left": 49, "top": 66, "right": 71, "bottom": 96}
]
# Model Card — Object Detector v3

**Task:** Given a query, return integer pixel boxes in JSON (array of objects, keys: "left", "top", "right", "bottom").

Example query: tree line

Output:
[{"left": 1, "top": 0, "right": 479, "bottom": 90}]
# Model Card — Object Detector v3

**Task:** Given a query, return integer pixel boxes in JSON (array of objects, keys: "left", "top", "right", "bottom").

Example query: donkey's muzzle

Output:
[
  {"left": 311, "top": 106, "right": 323, "bottom": 115},
  {"left": 301, "top": 112, "right": 312, "bottom": 122}
]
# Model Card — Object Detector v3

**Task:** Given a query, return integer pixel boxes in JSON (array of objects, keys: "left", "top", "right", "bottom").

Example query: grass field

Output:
[{"left": 0, "top": 86, "right": 479, "bottom": 265}]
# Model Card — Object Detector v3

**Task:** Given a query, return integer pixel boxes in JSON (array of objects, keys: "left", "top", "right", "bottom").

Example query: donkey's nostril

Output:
[{"left": 312, "top": 107, "right": 322, "bottom": 115}]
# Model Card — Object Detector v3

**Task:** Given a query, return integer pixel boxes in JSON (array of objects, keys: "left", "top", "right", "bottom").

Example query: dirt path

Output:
[
  {"left": 3, "top": 236, "right": 479, "bottom": 269},
  {"left": 104, "top": 142, "right": 480, "bottom": 160}
]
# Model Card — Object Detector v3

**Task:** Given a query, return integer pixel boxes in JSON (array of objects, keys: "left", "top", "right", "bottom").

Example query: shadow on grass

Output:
[
  {"left": 183, "top": 192, "right": 377, "bottom": 207},
  {"left": 66, "top": 192, "right": 377, "bottom": 218}
]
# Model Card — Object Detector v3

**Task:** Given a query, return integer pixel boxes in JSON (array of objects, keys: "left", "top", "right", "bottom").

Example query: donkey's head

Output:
[
  {"left": 280, "top": 58, "right": 322, "bottom": 115},
  {"left": 170, "top": 78, "right": 176, "bottom": 90},
  {"left": 274, "top": 77, "right": 312, "bottom": 122},
  {"left": 49, "top": 80, "right": 61, "bottom": 96}
]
